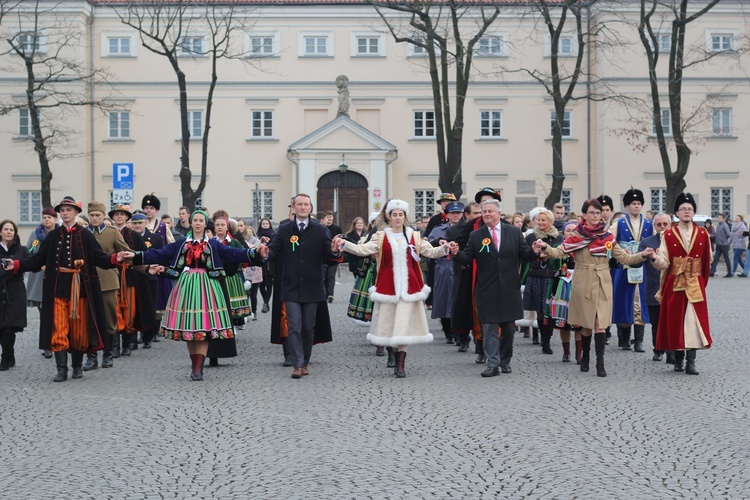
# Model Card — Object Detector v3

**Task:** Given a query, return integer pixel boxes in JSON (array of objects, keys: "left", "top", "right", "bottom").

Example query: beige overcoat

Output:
[
  {"left": 92, "top": 226, "right": 131, "bottom": 291},
  {"left": 545, "top": 243, "right": 645, "bottom": 330}
]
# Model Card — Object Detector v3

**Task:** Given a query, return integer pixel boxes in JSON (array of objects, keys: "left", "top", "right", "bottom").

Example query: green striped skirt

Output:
[
  {"left": 161, "top": 268, "right": 235, "bottom": 342},
  {"left": 347, "top": 259, "right": 375, "bottom": 325},
  {"left": 226, "top": 272, "right": 251, "bottom": 318}
]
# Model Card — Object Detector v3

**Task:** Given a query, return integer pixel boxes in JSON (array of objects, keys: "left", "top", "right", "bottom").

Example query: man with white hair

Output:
[{"left": 638, "top": 212, "right": 672, "bottom": 362}]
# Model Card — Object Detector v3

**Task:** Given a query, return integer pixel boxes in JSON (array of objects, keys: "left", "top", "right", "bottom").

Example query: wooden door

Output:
[{"left": 317, "top": 171, "right": 369, "bottom": 231}]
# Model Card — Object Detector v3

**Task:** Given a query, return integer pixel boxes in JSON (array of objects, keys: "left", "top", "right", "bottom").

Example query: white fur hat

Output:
[
  {"left": 529, "top": 206, "right": 547, "bottom": 221},
  {"left": 385, "top": 199, "right": 409, "bottom": 216},
  {"left": 369, "top": 211, "right": 380, "bottom": 224}
]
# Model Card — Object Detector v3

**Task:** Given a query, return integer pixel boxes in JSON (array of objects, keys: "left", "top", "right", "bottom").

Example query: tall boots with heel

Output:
[
  {"left": 575, "top": 339, "right": 583, "bottom": 365},
  {"left": 395, "top": 351, "right": 407, "bottom": 378},
  {"left": 53, "top": 351, "right": 68, "bottom": 382},
  {"left": 540, "top": 325, "right": 553, "bottom": 355},
  {"left": 71, "top": 351, "right": 84, "bottom": 379},
  {"left": 580, "top": 334, "right": 592, "bottom": 372},
  {"left": 633, "top": 324, "right": 645, "bottom": 353},
  {"left": 561, "top": 341, "right": 570, "bottom": 362},
  {"left": 386, "top": 347, "right": 396, "bottom": 368},
  {"left": 594, "top": 332, "right": 607, "bottom": 377},
  {"left": 190, "top": 354, "right": 206, "bottom": 381}
]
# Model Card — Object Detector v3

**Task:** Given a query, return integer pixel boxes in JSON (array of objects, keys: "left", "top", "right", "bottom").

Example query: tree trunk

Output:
[{"left": 24, "top": 58, "right": 53, "bottom": 208}]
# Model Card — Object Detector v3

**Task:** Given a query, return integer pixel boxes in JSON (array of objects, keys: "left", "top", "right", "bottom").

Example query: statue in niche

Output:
[{"left": 336, "top": 74, "right": 350, "bottom": 117}]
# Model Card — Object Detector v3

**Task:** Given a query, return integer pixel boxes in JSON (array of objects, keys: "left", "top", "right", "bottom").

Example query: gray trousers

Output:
[
  {"left": 285, "top": 301, "right": 318, "bottom": 368},
  {"left": 482, "top": 322, "right": 515, "bottom": 368}
]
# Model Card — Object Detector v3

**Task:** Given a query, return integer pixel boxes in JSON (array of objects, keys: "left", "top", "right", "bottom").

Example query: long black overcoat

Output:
[
  {"left": 454, "top": 223, "right": 538, "bottom": 324},
  {"left": 0, "top": 242, "right": 29, "bottom": 332}
]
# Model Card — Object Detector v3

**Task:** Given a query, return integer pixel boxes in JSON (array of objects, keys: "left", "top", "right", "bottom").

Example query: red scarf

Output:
[{"left": 560, "top": 222, "right": 615, "bottom": 257}]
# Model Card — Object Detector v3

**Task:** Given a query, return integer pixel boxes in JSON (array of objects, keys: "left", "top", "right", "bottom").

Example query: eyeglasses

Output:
[
  {"left": 655, "top": 222, "right": 670, "bottom": 227},
  {"left": 586, "top": 211, "right": 602, "bottom": 216},
  {"left": 677, "top": 207, "right": 694, "bottom": 213}
]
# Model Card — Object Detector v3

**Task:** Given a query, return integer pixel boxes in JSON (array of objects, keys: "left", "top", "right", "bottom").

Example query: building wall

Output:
[{"left": 1, "top": 0, "right": 748, "bottom": 242}]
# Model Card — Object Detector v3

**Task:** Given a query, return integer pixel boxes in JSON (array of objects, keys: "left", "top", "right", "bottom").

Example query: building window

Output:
[
  {"left": 710, "top": 188, "right": 731, "bottom": 218},
  {"left": 353, "top": 35, "right": 384, "bottom": 56},
  {"left": 545, "top": 34, "right": 577, "bottom": 57},
  {"left": 652, "top": 108, "right": 671, "bottom": 136},
  {"left": 299, "top": 33, "right": 333, "bottom": 57},
  {"left": 707, "top": 32, "right": 735, "bottom": 52},
  {"left": 560, "top": 189, "right": 572, "bottom": 214},
  {"left": 517, "top": 180, "right": 536, "bottom": 195},
  {"left": 407, "top": 34, "right": 440, "bottom": 57},
  {"left": 550, "top": 111, "right": 571, "bottom": 138},
  {"left": 177, "top": 36, "right": 205, "bottom": 56},
  {"left": 251, "top": 110, "right": 273, "bottom": 137},
  {"left": 252, "top": 190, "right": 274, "bottom": 219},
  {"left": 18, "top": 191, "right": 42, "bottom": 224},
  {"left": 712, "top": 108, "right": 732, "bottom": 136},
  {"left": 246, "top": 32, "right": 279, "bottom": 57},
  {"left": 414, "top": 190, "right": 436, "bottom": 219},
  {"left": 18, "top": 108, "right": 38, "bottom": 137},
  {"left": 15, "top": 31, "right": 45, "bottom": 55},
  {"left": 108, "top": 111, "right": 130, "bottom": 139},
  {"left": 650, "top": 188, "right": 667, "bottom": 213},
  {"left": 657, "top": 33, "right": 671, "bottom": 51},
  {"left": 188, "top": 110, "right": 203, "bottom": 139},
  {"left": 480, "top": 111, "right": 502, "bottom": 137},
  {"left": 108, "top": 37, "right": 131, "bottom": 56},
  {"left": 477, "top": 35, "right": 507, "bottom": 57},
  {"left": 414, "top": 111, "right": 436, "bottom": 138}
]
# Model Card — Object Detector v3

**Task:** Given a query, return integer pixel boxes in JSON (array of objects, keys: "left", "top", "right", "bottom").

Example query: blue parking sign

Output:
[{"left": 113, "top": 163, "right": 134, "bottom": 189}]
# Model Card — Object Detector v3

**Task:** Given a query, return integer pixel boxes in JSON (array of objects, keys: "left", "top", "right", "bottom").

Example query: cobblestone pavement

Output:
[{"left": 1, "top": 271, "right": 748, "bottom": 499}]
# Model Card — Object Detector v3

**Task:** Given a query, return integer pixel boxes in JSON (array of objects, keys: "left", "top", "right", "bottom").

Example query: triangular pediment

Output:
[{"left": 289, "top": 115, "right": 397, "bottom": 152}]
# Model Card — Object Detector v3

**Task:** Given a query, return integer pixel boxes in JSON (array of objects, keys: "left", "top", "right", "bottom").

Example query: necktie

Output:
[
  {"left": 492, "top": 226, "right": 499, "bottom": 250},
  {"left": 299, "top": 222, "right": 305, "bottom": 233}
]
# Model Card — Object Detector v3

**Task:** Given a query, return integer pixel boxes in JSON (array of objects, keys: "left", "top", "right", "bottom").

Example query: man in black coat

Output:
[
  {"left": 260, "top": 194, "right": 341, "bottom": 378},
  {"left": 451, "top": 199, "right": 541, "bottom": 376},
  {"left": 4, "top": 196, "right": 124, "bottom": 382}
]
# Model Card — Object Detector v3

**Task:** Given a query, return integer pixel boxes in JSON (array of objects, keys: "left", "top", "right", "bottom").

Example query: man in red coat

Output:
[{"left": 652, "top": 192, "right": 712, "bottom": 375}]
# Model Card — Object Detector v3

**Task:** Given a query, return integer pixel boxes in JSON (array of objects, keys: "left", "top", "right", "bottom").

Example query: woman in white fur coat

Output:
[{"left": 333, "top": 199, "right": 451, "bottom": 378}]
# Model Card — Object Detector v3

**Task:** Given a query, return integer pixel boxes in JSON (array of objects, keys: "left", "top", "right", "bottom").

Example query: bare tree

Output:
[
  {"left": 113, "top": 1, "right": 253, "bottom": 211},
  {"left": 637, "top": 0, "right": 722, "bottom": 212},
  {"left": 0, "top": 0, "right": 117, "bottom": 208},
  {"left": 370, "top": 0, "right": 501, "bottom": 200}
]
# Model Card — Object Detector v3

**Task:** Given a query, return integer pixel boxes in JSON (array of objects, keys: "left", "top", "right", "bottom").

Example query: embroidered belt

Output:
[
  {"left": 59, "top": 260, "right": 85, "bottom": 318},
  {"left": 670, "top": 257, "right": 703, "bottom": 303}
]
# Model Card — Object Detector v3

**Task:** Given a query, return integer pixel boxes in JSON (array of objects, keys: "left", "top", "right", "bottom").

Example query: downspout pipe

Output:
[
  {"left": 88, "top": 8, "right": 95, "bottom": 202},
  {"left": 586, "top": 0, "right": 592, "bottom": 199}
]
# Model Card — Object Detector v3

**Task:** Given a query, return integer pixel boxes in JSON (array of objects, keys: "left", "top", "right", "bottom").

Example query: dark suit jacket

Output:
[
  {"left": 454, "top": 223, "right": 538, "bottom": 324},
  {"left": 267, "top": 218, "right": 339, "bottom": 303}
]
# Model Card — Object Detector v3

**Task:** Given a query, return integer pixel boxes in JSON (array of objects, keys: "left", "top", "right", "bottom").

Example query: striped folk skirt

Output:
[
  {"left": 226, "top": 273, "right": 251, "bottom": 319},
  {"left": 160, "top": 269, "right": 235, "bottom": 342},
  {"left": 347, "top": 260, "right": 375, "bottom": 325}
]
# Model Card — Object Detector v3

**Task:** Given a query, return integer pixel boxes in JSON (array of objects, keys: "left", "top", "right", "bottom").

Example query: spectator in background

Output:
[
  {"left": 256, "top": 217, "right": 275, "bottom": 313},
  {"left": 645, "top": 210, "right": 654, "bottom": 220},
  {"left": 703, "top": 219, "right": 716, "bottom": 253},
  {"left": 172, "top": 206, "right": 191, "bottom": 238},
  {"left": 552, "top": 202, "right": 566, "bottom": 230},
  {"left": 160, "top": 214, "right": 173, "bottom": 231},
  {"left": 709, "top": 213, "right": 732, "bottom": 277},
  {"left": 731, "top": 215, "right": 747, "bottom": 275}
]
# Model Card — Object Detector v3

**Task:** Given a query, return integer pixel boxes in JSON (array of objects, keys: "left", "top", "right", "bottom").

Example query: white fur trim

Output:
[
  {"left": 368, "top": 228, "right": 429, "bottom": 303},
  {"left": 385, "top": 199, "right": 409, "bottom": 216},
  {"left": 349, "top": 318, "right": 372, "bottom": 327},
  {"left": 367, "top": 332, "right": 434, "bottom": 346}
]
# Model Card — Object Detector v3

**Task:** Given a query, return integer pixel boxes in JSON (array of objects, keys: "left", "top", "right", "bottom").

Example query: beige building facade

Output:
[{"left": 1, "top": 0, "right": 748, "bottom": 240}]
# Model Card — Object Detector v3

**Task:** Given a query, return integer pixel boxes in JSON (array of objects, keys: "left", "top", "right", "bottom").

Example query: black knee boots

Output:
[
  {"left": 633, "top": 325, "right": 645, "bottom": 353},
  {"left": 673, "top": 351, "right": 685, "bottom": 372},
  {"left": 540, "top": 325, "right": 553, "bottom": 355},
  {"left": 53, "top": 351, "right": 68, "bottom": 382},
  {"left": 580, "top": 335, "right": 592, "bottom": 372},
  {"left": 386, "top": 347, "right": 396, "bottom": 368},
  {"left": 395, "top": 351, "right": 407, "bottom": 378},
  {"left": 619, "top": 325, "right": 632, "bottom": 350},
  {"left": 71, "top": 351, "right": 84, "bottom": 379},
  {"left": 685, "top": 350, "right": 699, "bottom": 375},
  {"left": 594, "top": 332, "right": 607, "bottom": 377}
]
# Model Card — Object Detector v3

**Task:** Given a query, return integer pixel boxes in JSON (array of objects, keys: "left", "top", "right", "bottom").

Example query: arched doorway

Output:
[{"left": 317, "top": 171, "right": 368, "bottom": 230}]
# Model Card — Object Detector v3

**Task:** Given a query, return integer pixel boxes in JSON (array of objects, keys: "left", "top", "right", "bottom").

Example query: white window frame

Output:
[
  {"left": 560, "top": 189, "right": 572, "bottom": 214},
  {"left": 177, "top": 35, "right": 207, "bottom": 57},
  {"left": 102, "top": 33, "right": 137, "bottom": 57},
  {"left": 650, "top": 188, "right": 667, "bottom": 213},
  {"left": 350, "top": 32, "right": 386, "bottom": 57},
  {"left": 18, "top": 108, "right": 39, "bottom": 137},
  {"left": 245, "top": 31, "right": 280, "bottom": 58},
  {"left": 18, "top": 191, "right": 43, "bottom": 224},
  {"left": 544, "top": 33, "right": 578, "bottom": 57},
  {"left": 14, "top": 30, "right": 47, "bottom": 55},
  {"left": 706, "top": 30, "right": 737, "bottom": 53},
  {"left": 407, "top": 34, "right": 440, "bottom": 57},
  {"left": 476, "top": 34, "right": 508, "bottom": 58},
  {"left": 108, "top": 111, "right": 131, "bottom": 139},
  {"left": 710, "top": 188, "right": 732, "bottom": 218},
  {"left": 252, "top": 190, "right": 274, "bottom": 220},
  {"left": 413, "top": 110, "right": 436, "bottom": 138},
  {"left": 550, "top": 110, "right": 572, "bottom": 138},
  {"left": 711, "top": 108, "right": 732, "bottom": 137},
  {"left": 480, "top": 110, "right": 503, "bottom": 138},
  {"left": 298, "top": 32, "right": 334, "bottom": 57},
  {"left": 251, "top": 110, "right": 274, "bottom": 138},
  {"left": 187, "top": 110, "right": 204, "bottom": 139},
  {"left": 413, "top": 189, "right": 437, "bottom": 219},
  {"left": 652, "top": 108, "right": 672, "bottom": 136}
]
